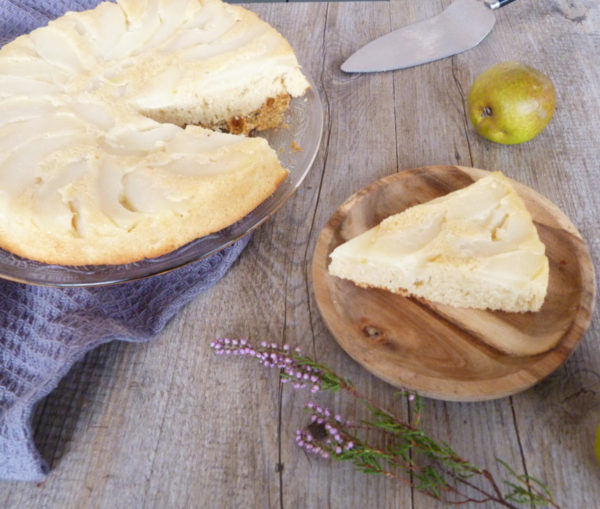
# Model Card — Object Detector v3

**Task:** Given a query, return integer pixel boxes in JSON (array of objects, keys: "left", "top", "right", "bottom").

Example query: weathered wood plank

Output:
[
  {"left": 277, "top": 1, "right": 413, "bottom": 507},
  {"left": 414, "top": 1, "right": 600, "bottom": 508},
  {"left": 482, "top": 2, "right": 600, "bottom": 508},
  {"left": 387, "top": 2, "right": 525, "bottom": 507}
]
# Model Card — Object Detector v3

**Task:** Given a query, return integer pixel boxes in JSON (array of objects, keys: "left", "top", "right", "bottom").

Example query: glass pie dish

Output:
[{"left": 0, "top": 85, "right": 323, "bottom": 287}]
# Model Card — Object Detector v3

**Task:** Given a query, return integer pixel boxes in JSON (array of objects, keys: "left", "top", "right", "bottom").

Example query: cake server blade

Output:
[{"left": 341, "top": 0, "right": 515, "bottom": 73}]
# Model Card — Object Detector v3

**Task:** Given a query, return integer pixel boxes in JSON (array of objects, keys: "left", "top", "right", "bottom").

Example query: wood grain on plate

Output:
[{"left": 313, "top": 165, "right": 596, "bottom": 401}]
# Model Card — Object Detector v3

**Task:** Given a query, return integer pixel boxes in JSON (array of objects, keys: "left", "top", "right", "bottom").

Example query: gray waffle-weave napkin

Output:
[
  {"left": 0, "top": 236, "right": 250, "bottom": 482},
  {"left": 0, "top": 0, "right": 251, "bottom": 481}
]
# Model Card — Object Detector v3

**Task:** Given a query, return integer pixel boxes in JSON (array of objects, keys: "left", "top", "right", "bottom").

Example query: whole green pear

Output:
[{"left": 467, "top": 62, "right": 556, "bottom": 145}]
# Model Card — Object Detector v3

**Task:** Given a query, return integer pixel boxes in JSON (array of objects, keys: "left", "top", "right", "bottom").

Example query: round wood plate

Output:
[{"left": 312, "top": 166, "right": 596, "bottom": 401}]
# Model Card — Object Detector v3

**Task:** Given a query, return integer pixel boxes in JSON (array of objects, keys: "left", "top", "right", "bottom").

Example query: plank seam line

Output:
[
  {"left": 509, "top": 396, "right": 531, "bottom": 491},
  {"left": 451, "top": 56, "right": 474, "bottom": 168},
  {"left": 302, "top": 4, "right": 333, "bottom": 362}
]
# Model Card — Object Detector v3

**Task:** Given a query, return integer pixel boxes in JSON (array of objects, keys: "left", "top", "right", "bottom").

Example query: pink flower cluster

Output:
[
  {"left": 210, "top": 338, "right": 322, "bottom": 392},
  {"left": 295, "top": 403, "right": 355, "bottom": 458}
]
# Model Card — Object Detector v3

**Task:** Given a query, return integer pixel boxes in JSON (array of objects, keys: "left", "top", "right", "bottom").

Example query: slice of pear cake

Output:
[{"left": 328, "top": 172, "right": 549, "bottom": 312}]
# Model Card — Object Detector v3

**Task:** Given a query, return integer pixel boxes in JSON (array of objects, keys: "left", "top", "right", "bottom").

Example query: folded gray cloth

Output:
[
  {"left": 0, "top": 235, "right": 250, "bottom": 481},
  {"left": 0, "top": 0, "right": 251, "bottom": 481}
]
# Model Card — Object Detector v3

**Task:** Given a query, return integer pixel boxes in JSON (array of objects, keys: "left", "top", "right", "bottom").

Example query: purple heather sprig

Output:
[
  {"left": 210, "top": 338, "right": 344, "bottom": 393},
  {"left": 210, "top": 338, "right": 559, "bottom": 509}
]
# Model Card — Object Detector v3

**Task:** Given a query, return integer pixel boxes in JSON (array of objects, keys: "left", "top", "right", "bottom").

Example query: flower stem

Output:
[{"left": 211, "top": 339, "right": 559, "bottom": 508}]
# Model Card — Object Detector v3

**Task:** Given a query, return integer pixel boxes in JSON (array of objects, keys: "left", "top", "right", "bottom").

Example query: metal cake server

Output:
[{"left": 341, "top": 0, "right": 516, "bottom": 73}]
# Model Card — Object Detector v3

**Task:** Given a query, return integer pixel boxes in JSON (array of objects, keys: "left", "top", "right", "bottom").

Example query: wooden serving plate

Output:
[{"left": 312, "top": 166, "right": 596, "bottom": 401}]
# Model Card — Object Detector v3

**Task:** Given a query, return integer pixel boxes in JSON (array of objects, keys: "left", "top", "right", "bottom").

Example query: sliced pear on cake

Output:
[
  {"left": 328, "top": 172, "right": 549, "bottom": 313},
  {"left": 0, "top": 0, "right": 310, "bottom": 265}
]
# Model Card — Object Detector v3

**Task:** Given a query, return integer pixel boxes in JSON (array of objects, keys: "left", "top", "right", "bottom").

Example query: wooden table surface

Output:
[{"left": 4, "top": 1, "right": 600, "bottom": 508}]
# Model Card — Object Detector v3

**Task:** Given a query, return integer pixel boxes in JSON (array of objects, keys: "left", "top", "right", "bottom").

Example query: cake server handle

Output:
[{"left": 485, "top": 0, "right": 517, "bottom": 9}]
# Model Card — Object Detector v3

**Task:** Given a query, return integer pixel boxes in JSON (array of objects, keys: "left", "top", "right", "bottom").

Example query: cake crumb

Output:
[{"left": 291, "top": 140, "right": 302, "bottom": 152}]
